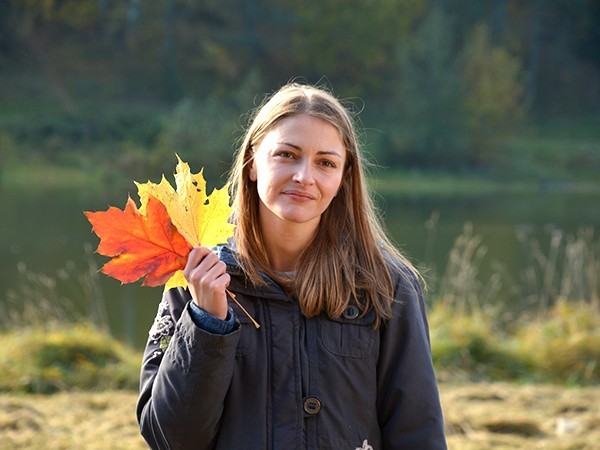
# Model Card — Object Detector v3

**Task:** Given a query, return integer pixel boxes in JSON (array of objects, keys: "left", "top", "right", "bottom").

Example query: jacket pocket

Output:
[{"left": 320, "top": 307, "right": 376, "bottom": 358}]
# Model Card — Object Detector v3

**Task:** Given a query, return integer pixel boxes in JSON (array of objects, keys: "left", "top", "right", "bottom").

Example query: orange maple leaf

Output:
[{"left": 85, "top": 195, "right": 191, "bottom": 287}]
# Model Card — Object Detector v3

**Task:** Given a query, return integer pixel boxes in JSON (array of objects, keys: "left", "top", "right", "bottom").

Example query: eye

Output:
[
  {"left": 319, "top": 159, "right": 337, "bottom": 168},
  {"left": 274, "top": 151, "right": 295, "bottom": 159}
]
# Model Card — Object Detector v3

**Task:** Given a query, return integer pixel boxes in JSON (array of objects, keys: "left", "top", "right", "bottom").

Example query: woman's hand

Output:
[{"left": 184, "top": 247, "right": 230, "bottom": 320}]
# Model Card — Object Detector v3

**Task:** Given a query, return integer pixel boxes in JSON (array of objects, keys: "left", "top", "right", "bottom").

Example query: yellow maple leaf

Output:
[
  {"left": 164, "top": 269, "right": 188, "bottom": 292},
  {"left": 136, "top": 156, "right": 236, "bottom": 290},
  {"left": 137, "top": 156, "right": 235, "bottom": 246}
]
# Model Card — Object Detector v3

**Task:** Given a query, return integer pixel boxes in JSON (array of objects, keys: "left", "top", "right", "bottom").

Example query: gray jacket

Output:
[{"left": 137, "top": 246, "right": 446, "bottom": 449}]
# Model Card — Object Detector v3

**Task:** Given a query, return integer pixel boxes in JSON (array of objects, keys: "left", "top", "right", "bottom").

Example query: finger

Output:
[
  {"left": 184, "top": 246, "right": 211, "bottom": 277},
  {"left": 187, "top": 265, "right": 230, "bottom": 316},
  {"left": 195, "top": 251, "right": 222, "bottom": 273},
  {"left": 202, "top": 271, "right": 231, "bottom": 293},
  {"left": 186, "top": 258, "right": 227, "bottom": 288}
]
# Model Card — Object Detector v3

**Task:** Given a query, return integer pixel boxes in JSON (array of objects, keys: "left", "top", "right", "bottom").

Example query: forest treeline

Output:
[{"left": 0, "top": 0, "right": 599, "bottom": 181}]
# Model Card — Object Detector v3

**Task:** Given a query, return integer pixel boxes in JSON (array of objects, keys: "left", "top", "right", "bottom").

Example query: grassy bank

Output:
[
  {"left": 0, "top": 324, "right": 139, "bottom": 394},
  {"left": 429, "top": 299, "right": 600, "bottom": 385},
  {"left": 3, "top": 158, "right": 600, "bottom": 197},
  {"left": 1, "top": 249, "right": 598, "bottom": 394},
  {"left": 0, "top": 162, "right": 108, "bottom": 189},
  {"left": 0, "top": 391, "right": 144, "bottom": 450},
  {"left": 427, "top": 224, "right": 600, "bottom": 385},
  {"left": 1, "top": 383, "right": 599, "bottom": 449},
  {"left": 371, "top": 169, "right": 600, "bottom": 197}
]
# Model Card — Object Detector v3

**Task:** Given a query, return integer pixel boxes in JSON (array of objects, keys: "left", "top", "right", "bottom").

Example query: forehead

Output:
[{"left": 259, "top": 114, "right": 345, "bottom": 150}]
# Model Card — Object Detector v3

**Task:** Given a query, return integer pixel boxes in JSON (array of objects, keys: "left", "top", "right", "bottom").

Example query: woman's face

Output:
[{"left": 249, "top": 114, "right": 346, "bottom": 235}]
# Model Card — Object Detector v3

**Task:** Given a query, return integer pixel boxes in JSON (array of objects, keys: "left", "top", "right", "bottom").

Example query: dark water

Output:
[{"left": 1, "top": 183, "right": 598, "bottom": 349}]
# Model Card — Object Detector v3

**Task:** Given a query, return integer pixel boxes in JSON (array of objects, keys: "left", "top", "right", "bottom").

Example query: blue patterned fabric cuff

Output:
[{"left": 188, "top": 301, "right": 236, "bottom": 335}]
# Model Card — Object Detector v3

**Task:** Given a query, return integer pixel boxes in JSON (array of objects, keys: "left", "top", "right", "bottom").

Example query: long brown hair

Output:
[{"left": 228, "top": 83, "right": 420, "bottom": 326}]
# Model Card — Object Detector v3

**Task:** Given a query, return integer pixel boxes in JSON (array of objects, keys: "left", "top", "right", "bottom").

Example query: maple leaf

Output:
[
  {"left": 136, "top": 156, "right": 235, "bottom": 249},
  {"left": 85, "top": 195, "right": 191, "bottom": 287},
  {"left": 86, "top": 159, "right": 258, "bottom": 327}
]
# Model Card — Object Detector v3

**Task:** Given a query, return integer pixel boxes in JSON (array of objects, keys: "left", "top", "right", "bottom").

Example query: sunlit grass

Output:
[
  {"left": 0, "top": 324, "right": 139, "bottom": 393},
  {"left": 0, "top": 391, "right": 146, "bottom": 450},
  {"left": 1, "top": 383, "right": 599, "bottom": 449},
  {"left": 430, "top": 224, "right": 600, "bottom": 385},
  {"left": 429, "top": 305, "right": 532, "bottom": 382},
  {"left": 514, "top": 300, "right": 600, "bottom": 385},
  {"left": 441, "top": 382, "right": 600, "bottom": 450},
  {"left": 431, "top": 300, "right": 600, "bottom": 385},
  {"left": 0, "top": 254, "right": 139, "bottom": 394}
]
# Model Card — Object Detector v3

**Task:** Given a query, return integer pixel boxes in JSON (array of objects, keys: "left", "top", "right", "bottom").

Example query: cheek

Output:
[
  {"left": 255, "top": 172, "right": 275, "bottom": 203},
  {"left": 256, "top": 163, "right": 285, "bottom": 191},
  {"left": 328, "top": 175, "right": 345, "bottom": 198}
]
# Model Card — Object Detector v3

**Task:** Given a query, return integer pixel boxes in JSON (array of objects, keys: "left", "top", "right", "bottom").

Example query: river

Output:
[{"left": 1, "top": 182, "right": 598, "bottom": 348}]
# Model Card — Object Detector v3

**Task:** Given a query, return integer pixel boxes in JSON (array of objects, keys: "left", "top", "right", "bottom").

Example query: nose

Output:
[{"left": 292, "top": 161, "right": 315, "bottom": 185}]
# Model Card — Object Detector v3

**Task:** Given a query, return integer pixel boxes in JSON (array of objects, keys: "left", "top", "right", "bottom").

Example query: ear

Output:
[{"left": 249, "top": 159, "right": 257, "bottom": 182}]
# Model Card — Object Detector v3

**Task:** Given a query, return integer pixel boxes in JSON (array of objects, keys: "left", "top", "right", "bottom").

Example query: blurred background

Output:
[{"left": 0, "top": 0, "right": 598, "bottom": 351}]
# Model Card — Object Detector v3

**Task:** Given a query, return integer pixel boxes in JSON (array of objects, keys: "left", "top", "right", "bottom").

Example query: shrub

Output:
[
  {"left": 513, "top": 301, "right": 600, "bottom": 384},
  {"left": 0, "top": 323, "right": 140, "bottom": 394},
  {"left": 429, "top": 304, "right": 531, "bottom": 381}
]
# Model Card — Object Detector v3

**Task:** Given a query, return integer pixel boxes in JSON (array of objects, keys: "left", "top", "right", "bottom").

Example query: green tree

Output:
[
  {"left": 460, "top": 24, "right": 526, "bottom": 166},
  {"left": 283, "top": 0, "right": 426, "bottom": 95},
  {"left": 151, "top": 70, "right": 264, "bottom": 183},
  {"left": 12, "top": 0, "right": 99, "bottom": 32},
  {"left": 387, "top": 6, "right": 466, "bottom": 167}
]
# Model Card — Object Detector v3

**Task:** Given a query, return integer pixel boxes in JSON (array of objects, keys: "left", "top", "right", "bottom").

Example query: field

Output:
[
  {"left": 442, "top": 383, "right": 600, "bottom": 450},
  {"left": 1, "top": 383, "right": 599, "bottom": 450}
]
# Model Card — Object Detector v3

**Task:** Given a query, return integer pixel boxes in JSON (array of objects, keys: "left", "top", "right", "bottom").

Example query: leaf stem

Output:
[{"left": 226, "top": 289, "right": 261, "bottom": 328}]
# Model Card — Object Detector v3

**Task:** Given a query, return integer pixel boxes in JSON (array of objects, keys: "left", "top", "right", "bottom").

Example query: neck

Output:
[{"left": 259, "top": 216, "right": 318, "bottom": 272}]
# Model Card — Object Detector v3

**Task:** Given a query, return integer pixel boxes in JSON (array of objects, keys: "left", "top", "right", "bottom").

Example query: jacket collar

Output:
[
  {"left": 214, "top": 243, "right": 240, "bottom": 270},
  {"left": 215, "top": 244, "right": 292, "bottom": 301}
]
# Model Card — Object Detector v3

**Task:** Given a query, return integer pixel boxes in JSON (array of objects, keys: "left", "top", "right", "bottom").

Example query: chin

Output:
[
  {"left": 277, "top": 210, "right": 321, "bottom": 225},
  {"left": 280, "top": 215, "right": 315, "bottom": 224}
]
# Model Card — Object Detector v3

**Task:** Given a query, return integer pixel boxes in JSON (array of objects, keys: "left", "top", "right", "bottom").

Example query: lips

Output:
[{"left": 282, "top": 189, "right": 316, "bottom": 200}]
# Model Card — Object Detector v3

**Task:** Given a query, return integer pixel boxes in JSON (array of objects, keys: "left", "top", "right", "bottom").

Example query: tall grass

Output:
[
  {"left": 516, "top": 226, "right": 598, "bottom": 311},
  {"left": 2, "top": 245, "right": 108, "bottom": 330},
  {"left": 428, "top": 223, "right": 600, "bottom": 384}
]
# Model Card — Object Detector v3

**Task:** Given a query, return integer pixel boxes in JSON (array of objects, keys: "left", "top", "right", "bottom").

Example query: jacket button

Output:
[
  {"left": 343, "top": 304, "right": 360, "bottom": 320},
  {"left": 303, "top": 397, "right": 322, "bottom": 415}
]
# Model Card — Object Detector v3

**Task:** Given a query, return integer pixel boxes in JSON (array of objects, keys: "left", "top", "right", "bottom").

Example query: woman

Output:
[{"left": 137, "top": 83, "right": 447, "bottom": 449}]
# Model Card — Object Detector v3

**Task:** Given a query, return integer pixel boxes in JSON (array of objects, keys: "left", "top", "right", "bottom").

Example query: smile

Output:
[{"left": 282, "top": 190, "right": 316, "bottom": 201}]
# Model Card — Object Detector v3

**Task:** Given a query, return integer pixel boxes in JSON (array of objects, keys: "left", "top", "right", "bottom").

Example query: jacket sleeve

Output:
[
  {"left": 136, "top": 287, "right": 241, "bottom": 450},
  {"left": 376, "top": 271, "right": 447, "bottom": 449}
]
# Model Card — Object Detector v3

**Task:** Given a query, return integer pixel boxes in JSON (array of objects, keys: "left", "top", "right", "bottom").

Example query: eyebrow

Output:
[{"left": 277, "top": 142, "right": 344, "bottom": 159}]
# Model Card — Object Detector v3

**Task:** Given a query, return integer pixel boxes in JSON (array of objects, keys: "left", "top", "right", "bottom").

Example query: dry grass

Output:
[
  {"left": 0, "top": 391, "right": 146, "bottom": 450},
  {"left": 0, "top": 383, "right": 598, "bottom": 449},
  {"left": 441, "top": 382, "right": 600, "bottom": 450}
]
